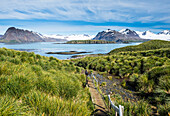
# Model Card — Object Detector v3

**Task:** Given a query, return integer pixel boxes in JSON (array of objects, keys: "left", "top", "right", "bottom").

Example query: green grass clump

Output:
[
  {"left": 0, "top": 95, "right": 29, "bottom": 115},
  {"left": 100, "top": 82, "right": 107, "bottom": 86},
  {"left": 0, "top": 48, "right": 92, "bottom": 115},
  {"left": 107, "top": 76, "right": 112, "bottom": 80},
  {"left": 121, "top": 80, "right": 126, "bottom": 88},
  {"left": 22, "top": 90, "right": 91, "bottom": 116},
  {"left": 157, "top": 104, "right": 170, "bottom": 116}
]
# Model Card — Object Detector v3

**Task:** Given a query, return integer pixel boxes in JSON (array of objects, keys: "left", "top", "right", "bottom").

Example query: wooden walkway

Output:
[{"left": 88, "top": 78, "right": 108, "bottom": 116}]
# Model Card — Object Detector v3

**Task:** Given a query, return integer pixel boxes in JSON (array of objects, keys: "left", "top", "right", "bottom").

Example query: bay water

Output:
[{"left": 0, "top": 42, "right": 141, "bottom": 60}]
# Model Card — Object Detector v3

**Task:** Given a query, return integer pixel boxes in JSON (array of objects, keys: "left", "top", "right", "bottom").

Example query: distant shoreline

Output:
[{"left": 55, "top": 40, "right": 117, "bottom": 44}]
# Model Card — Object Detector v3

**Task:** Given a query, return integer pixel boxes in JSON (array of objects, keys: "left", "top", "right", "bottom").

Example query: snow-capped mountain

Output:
[
  {"left": 93, "top": 29, "right": 143, "bottom": 42},
  {"left": 136, "top": 30, "right": 170, "bottom": 40},
  {"left": 158, "top": 30, "right": 170, "bottom": 35},
  {"left": 41, "top": 29, "right": 170, "bottom": 42},
  {"left": 44, "top": 34, "right": 95, "bottom": 41}
]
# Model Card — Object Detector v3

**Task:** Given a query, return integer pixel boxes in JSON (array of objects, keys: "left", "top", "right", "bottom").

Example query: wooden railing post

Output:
[
  {"left": 115, "top": 111, "right": 117, "bottom": 116},
  {"left": 108, "top": 94, "right": 110, "bottom": 112},
  {"left": 119, "top": 105, "right": 124, "bottom": 116}
]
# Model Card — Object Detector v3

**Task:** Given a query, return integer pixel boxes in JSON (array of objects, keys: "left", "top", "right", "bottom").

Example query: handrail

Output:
[
  {"left": 108, "top": 94, "right": 119, "bottom": 112},
  {"left": 90, "top": 73, "right": 124, "bottom": 116},
  {"left": 92, "top": 74, "right": 98, "bottom": 86},
  {"left": 108, "top": 95, "right": 124, "bottom": 116}
]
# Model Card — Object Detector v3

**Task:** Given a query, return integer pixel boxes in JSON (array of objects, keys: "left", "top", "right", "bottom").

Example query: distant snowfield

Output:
[
  {"left": 136, "top": 31, "right": 170, "bottom": 41},
  {"left": 44, "top": 34, "right": 95, "bottom": 41},
  {"left": 119, "top": 29, "right": 170, "bottom": 41}
]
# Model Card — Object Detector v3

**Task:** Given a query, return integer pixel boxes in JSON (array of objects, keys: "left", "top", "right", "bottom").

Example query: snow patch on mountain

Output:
[
  {"left": 119, "top": 29, "right": 138, "bottom": 36},
  {"left": 119, "top": 29, "right": 126, "bottom": 33},
  {"left": 104, "top": 29, "right": 113, "bottom": 32}
]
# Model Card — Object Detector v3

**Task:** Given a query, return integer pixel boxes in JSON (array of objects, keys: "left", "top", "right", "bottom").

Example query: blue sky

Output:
[{"left": 0, "top": 0, "right": 170, "bottom": 35}]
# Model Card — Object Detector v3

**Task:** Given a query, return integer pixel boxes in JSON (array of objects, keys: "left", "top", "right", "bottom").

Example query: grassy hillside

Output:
[
  {"left": 73, "top": 40, "right": 170, "bottom": 115},
  {"left": 109, "top": 40, "right": 170, "bottom": 54},
  {"left": 0, "top": 48, "right": 92, "bottom": 115}
]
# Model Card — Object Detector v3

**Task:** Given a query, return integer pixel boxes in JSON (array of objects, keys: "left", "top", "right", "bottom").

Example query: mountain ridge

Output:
[
  {"left": 0, "top": 27, "right": 66, "bottom": 43},
  {"left": 1, "top": 27, "right": 170, "bottom": 43}
]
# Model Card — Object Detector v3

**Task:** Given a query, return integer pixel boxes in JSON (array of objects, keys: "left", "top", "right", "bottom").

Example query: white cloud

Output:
[{"left": 0, "top": 0, "right": 170, "bottom": 23}]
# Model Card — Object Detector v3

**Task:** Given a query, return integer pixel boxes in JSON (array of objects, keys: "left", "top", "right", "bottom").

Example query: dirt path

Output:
[
  {"left": 88, "top": 78, "right": 108, "bottom": 116},
  {"left": 95, "top": 74, "right": 138, "bottom": 102}
]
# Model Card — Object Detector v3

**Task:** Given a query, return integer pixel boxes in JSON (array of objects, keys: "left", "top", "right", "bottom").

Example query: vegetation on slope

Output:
[
  {"left": 73, "top": 40, "right": 170, "bottom": 115},
  {"left": 109, "top": 40, "right": 170, "bottom": 54},
  {"left": 0, "top": 48, "right": 92, "bottom": 116}
]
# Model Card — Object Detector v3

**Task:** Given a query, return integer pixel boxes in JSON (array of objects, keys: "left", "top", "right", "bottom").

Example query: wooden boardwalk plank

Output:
[{"left": 88, "top": 79, "right": 108, "bottom": 116}]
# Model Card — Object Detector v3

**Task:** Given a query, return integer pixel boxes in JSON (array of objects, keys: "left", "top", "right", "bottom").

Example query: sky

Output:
[{"left": 0, "top": 0, "right": 170, "bottom": 35}]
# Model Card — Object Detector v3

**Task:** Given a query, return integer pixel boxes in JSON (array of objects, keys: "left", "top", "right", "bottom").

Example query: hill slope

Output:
[
  {"left": 109, "top": 40, "right": 170, "bottom": 54},
  {"left": 0, "top": 48, "right": 92, "bottom": 115}
]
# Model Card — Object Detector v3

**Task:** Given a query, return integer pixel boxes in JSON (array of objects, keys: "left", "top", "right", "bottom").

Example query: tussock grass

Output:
[
  {"left": 0, "top": 95, "right": 29, "bottom": 115},
  {"left": 0, "top": 48, "right": 92, "bottom": 115}
]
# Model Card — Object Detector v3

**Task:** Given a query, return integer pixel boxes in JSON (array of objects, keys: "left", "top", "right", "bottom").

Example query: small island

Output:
[
  {"left": 65, "top": 40, "right": 116, "bottom": 44},
  {"left": 46, "top": 51, "right": 92, "bottom": 55}
]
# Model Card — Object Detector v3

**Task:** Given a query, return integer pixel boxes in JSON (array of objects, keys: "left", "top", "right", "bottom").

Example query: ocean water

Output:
[{"left": 0, "top": 42, "right": 141, "bottom": 60}]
